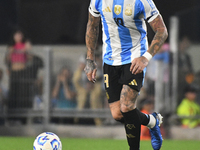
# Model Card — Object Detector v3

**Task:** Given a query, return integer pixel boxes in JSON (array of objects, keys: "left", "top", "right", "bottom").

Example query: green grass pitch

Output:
[{"left": 0, "top": 137, "right": 200, "bottom": 150}]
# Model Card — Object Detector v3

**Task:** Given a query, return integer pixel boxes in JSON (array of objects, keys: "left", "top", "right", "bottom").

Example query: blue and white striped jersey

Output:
[{"left": 89, "top": 0, "right": 160, "bottom": 66}]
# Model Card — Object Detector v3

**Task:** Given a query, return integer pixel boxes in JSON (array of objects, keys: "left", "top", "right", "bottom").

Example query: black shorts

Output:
[{"left": 103, "top": 63, "right": 144, "bottom": 103}]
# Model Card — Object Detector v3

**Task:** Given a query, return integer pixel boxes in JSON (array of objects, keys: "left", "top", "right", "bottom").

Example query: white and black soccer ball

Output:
[{"left": 33, "top": 132, "right": 62, "bottom": 150}]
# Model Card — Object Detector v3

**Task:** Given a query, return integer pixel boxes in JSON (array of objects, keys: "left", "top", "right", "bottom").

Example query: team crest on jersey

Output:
[
  {"left": 125, "top": 4, "right": 132, "bottom": 16},
  {"left": 114, "top": 5, "right": 121, "bottom": 15}
]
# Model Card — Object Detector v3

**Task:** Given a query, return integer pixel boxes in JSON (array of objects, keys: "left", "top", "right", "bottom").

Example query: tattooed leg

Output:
[
  {"left": 120, "top": 85, "right": 138, "bottom": 112},
  {"left": 120, "top": 85, "right": 149, "bottom": 150}
]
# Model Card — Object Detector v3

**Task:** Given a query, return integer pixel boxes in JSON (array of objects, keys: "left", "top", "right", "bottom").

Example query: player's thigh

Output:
[
  {"left": 119, "top": 63, "right": 144, "bottom": 112},
  {"left": 103, "top": 63, "right": 122, "bottom": 104},
  {"left": 103, "top": 63, "right": 123, "bottom": 119},
  {"left": 119, "top": 63, "right": 144, "bottom": 92},
  {"left": 120, "top": 85, "right": 139, "bottom": 112}
]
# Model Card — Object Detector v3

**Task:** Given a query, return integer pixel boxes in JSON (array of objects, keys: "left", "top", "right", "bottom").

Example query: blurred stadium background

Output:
[{"left": 0, "top": 0, "right": 200, "bottom": 143}]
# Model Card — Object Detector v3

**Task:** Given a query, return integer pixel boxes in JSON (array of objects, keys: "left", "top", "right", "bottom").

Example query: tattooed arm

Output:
[
  {"left": 84, "top": 12, "right": 100, "bottom": 82},
  {"left": 147, "top": 15, "right": 168, "bottom": 56},
  {"left": 130, "top": 15, "right": 168, "bottom": 74}
]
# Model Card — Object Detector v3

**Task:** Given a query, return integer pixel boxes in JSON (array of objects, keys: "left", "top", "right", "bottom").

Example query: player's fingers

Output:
[
  {"left": 130, "top": 61, "right": 136, "bottom": 72},
  {"left": 134, "top": 66, "right": 143, "bottom": 74},
  {"left": 86, "top": 72, "right": 93, "bottom": 81},
  {"left": 132, "top": 65, "right": 139, "bottom": 74},
  {"left": 92, "top": 69, "right": 97, "bottom": 83},
  {"left": 131, "top": 59, "right": 138, "bottom": 73}
]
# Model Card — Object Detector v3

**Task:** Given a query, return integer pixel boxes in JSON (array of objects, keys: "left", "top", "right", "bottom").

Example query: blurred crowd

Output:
[
  {"left": 0, "top": 30, "right": 200, "bottom": 128},
  {"left": 5, "top": 29, "right": 43, "bottom": 110}
]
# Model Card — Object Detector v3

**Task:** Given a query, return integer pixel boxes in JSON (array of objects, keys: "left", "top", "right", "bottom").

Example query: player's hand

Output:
[
  {"left": 130, "top": 56, "right": 149, "bottom": 75},
  {"left": 84, "top": 59, "right": 97, "bottom": 83}
]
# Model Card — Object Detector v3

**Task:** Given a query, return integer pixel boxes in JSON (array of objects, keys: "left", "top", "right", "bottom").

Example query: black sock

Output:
[
  {"left": 135, "top": 108, "right": 150, "bottom": 126},
  {"left": 115, "top": 109, "right": 149, "bottom": 125},
  {"left": 121, "top": 109, "right": 141, "bottom": 150}
]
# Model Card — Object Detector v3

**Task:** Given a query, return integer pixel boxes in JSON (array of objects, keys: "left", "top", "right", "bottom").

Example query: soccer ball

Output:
[{"left": 33, "top": 132, "right": 62, "bottom": 150}]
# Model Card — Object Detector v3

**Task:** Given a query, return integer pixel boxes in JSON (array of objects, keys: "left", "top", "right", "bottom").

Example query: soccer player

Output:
[{"left": 84, "top": 0, "right": 168, "bottom": 150}]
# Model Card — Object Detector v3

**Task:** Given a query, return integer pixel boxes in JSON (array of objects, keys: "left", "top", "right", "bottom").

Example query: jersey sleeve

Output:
[
  {"left": 141, "top": 0, "right": 160, "bottom": 23},
  {"left": 89, "top": 0, "right": 101, "bottom": 17}
]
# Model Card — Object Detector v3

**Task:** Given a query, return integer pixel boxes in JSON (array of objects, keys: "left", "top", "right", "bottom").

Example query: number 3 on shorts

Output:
[{"left": 104, "top": 74, "right": 109, "bottom": 88}]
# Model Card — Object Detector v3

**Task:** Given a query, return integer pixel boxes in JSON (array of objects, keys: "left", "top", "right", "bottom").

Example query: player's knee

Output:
[
  {"left": 112, "top": 112, "right": 123, "bottom": 121},
  {"left": 111, "top": 111, "right": 124, "bottom": 124}
]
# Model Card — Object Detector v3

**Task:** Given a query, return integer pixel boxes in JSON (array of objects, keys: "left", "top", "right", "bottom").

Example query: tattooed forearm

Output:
[
  {"left": 86, "top": 13, "right": 100, "bottom": 60},
  {"left": 120, "top": 85, "right": 138, "bottom": 112},
  {"left": 148, "top": 15, "right": 168, "bottom": 56}
]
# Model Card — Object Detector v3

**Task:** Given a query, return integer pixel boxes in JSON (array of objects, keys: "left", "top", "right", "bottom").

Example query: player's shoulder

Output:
[
  {"left": 90, "top": 0, "right": 102, "bottom": 9},
  {"left": 139, "top": 0, "right": 156, "bottom": 7}
]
